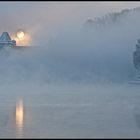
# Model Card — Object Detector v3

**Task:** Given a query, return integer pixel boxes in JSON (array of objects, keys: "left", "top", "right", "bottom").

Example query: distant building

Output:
[
  {"left": 0, "top": 32, "right": 16, "bottom": 48},
  {"left": 133, "top": 38, "right": 140, "bottom": 71}
]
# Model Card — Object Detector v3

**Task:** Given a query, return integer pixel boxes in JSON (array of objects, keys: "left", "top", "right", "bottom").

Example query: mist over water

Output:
[
  {"left": 1, "top": 3, "right": 140, "bottom": 138},
  {"left": 0, "top": 7, "right": 140, "bottom": 85}
]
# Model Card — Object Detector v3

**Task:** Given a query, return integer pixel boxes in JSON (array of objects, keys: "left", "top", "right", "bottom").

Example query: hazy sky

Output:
[{"left": 0, "top": 2, "right": 140, "bottom": 44}]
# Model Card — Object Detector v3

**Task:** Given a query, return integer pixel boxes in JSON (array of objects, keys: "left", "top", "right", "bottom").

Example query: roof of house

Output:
[{"left": 0, "top": 32, "right": 11, "bottom": 41}]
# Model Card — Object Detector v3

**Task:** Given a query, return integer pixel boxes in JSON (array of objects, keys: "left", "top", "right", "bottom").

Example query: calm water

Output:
[{"left": 0, "top": 83, "right": 140, "bottom": 138}]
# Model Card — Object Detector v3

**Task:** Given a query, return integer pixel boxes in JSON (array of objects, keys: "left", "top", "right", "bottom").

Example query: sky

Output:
[{"left": 0, "top": 2, "right": 140, "bottom": 45}]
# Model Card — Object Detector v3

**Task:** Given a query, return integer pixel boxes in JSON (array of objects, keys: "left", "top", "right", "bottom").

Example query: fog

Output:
[
  {"left": 1, "top": 2, "right": 140, "bottom": 138},
  {"left": 0, "top": 4, "right": 140, "bottom": 84}
]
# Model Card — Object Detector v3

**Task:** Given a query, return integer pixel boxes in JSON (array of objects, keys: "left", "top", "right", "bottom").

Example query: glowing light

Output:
[
  {"left": 11, "top": 29, "right": 32, "bottom": 46},
  {"left": 16, "top": 31, "right": 25, "bottom": 39}
]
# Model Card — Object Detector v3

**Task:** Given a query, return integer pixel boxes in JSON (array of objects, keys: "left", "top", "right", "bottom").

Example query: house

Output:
[{"left": 0, "top": 32, "right": 16, "bottom": 48}]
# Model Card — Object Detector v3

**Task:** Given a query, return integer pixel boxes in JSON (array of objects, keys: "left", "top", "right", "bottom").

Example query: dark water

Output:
[{"left": 0, "top": 83, "right": 140, "bottom": 138}]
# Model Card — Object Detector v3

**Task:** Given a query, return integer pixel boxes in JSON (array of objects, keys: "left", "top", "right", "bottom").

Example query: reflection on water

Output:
[
  {"left": 15, "top": 98, "right": 24, "bottom": 138},
  {"left": 0, "top": 85, "right": 140, "bottom": 138}
]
